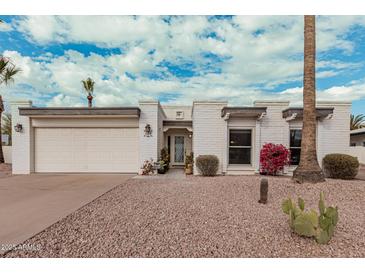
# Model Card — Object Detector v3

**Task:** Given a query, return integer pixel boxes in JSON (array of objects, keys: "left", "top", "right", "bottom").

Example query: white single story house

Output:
[
  {"left": 350, "top": 128, "right": 365, "bottom": 147},
  {"left": 11, "top": 100, "right": 351, "bottom": 175}
]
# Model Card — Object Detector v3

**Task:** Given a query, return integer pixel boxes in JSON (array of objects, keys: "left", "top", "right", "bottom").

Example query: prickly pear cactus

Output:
[{"left": 282, "top": 192, "right": 338, "bottom": 244}]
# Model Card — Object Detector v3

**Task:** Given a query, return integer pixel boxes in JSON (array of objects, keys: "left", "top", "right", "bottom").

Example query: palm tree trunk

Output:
[
  {"left": 87, "top": 95, "right": 93, "bottom": 108},
  {"left": 292, "top": 15, "right": 325, "bottom": 183}
]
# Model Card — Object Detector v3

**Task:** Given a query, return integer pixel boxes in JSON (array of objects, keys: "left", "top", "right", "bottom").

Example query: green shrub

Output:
[
  {"left": 195, "top": 155, "right": 219, "bottom": 176},
  {"left": 282, "top": 192, "right": 338, "bottom": 244},
  {"left": 158, "top": 147, "right": 170, "bottom": 173},
  {"left": 322, "top": 153, "right": 359, "bottom": 179}
]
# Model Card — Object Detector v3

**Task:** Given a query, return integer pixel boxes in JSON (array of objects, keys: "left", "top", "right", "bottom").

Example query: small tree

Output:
[
  {"left": 260, "top": 143, "right": 290, "bottom": 175},
  {"left": 82, "top": 77, "right": 95, "bottom": 107},
  {"left": 0, "top": 56, "right": 21, "bottom": 163}
]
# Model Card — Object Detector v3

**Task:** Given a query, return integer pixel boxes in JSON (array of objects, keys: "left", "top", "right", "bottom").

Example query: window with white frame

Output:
[
  {"left": 229, "top": 129, "right": 252, "bottom": 164},
  {"left": 290, "top": 129, "right": 302, "bottom": 165}
]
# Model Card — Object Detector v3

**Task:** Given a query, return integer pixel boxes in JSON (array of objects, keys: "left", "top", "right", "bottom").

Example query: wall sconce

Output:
[
  {"left": 144, "top": 124, "right": 152, "bottom": 137},
  {"left": 14, "top": 123, "right": 23, "bottom": 133}
]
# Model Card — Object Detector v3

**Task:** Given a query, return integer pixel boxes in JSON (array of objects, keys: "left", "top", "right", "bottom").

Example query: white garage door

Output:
[{"left": 35, "top": 128, "right": 139, "bottom": 173}]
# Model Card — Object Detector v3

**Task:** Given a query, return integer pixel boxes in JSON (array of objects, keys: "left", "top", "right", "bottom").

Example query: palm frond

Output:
[
  {"left": 3, "top": 66, "right": 21, "bottom": 85},
  {"left": 350, "top": 114, "right": 365, "bottom": 130},
  {"left": 1, "top": 113, "right": 12, "bottom": 135},
  {"left": 0, "top": 58, "right": 9, "bottom": 75},
  {"left": 81, "top": 77, "right": 95, "bottom": 95}
]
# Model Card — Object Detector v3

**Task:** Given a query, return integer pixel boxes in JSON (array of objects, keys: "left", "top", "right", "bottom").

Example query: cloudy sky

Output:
[{"left": 0, "top": 15, "right": 365, "bottom": 114}]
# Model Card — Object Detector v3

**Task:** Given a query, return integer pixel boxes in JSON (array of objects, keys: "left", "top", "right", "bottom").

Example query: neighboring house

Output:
[
  {"left": 10, "top": 100, "right": 351, "bottom": 175},
  {"left": 350, "top": 128, "right": 365, "bottom": 147}
]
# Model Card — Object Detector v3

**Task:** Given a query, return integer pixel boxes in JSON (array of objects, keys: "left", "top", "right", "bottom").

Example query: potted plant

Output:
[
  {"left": 185, "top": 152, "right": 194, "bottom": 175},
  {"left": 157, "top": 160, "right": 168, "bottom": 174}
]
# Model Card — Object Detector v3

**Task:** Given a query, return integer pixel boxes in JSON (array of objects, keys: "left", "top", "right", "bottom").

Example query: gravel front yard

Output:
[{"left": 3, "top": 175, "right": 365, "bottom": 258}]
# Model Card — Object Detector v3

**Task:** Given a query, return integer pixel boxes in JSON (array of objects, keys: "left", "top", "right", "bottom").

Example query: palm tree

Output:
[
  {"left": 2, "top": 113, "right": 11, "bottom": 145},
  {"left": 292, "top": 15, "right": 325, "bottom": 183},
  {"left": 350, "top": 114, "right": 365, "bottom": 130},
  {"left": 0, "top": 56, "right": 21, "bottom": 163},
  {"left": 82, "top": 77, "right": 95, "bottom": 107}
]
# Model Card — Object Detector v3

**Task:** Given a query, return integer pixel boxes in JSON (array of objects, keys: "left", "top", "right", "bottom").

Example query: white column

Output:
[
  {"left": 11, "top": 100, "right": 32, "bottom": 174},
  {"left": 138, "top": 101, "right": 159, "bottom": 174}
]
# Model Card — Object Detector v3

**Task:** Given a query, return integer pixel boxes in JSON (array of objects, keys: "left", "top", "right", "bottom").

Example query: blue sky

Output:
[{"left": 0, "top": 15, "right": 365, "bottom": 114}]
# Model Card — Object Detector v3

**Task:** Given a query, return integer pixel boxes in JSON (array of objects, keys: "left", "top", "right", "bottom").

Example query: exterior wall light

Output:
[
  {"left": 144, "top": 124, "right": 152, "bottom": 137},
  {"left": 14, "top": 123, "right": 23, "bottom": 133}
]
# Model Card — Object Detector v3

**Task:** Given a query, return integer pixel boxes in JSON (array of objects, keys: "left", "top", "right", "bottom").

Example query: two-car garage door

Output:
[{"left": 34, "top": 128, "right": 139, "bottom": 173}]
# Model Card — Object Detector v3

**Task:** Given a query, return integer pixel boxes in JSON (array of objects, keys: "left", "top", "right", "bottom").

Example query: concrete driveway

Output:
[{"left": 0, "top": 174, "right": 131, "bottom": 253}]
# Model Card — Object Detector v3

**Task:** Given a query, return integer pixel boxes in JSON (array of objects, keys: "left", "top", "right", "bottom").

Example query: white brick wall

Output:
[
  {"left": 138, "top": 101, "right": 159, "bottom": 173},
  {"left": 11, "top": 100, "right": 33, "bottom": 174},
  {"left": 254, "top": 101, "right": 290, "bottom": 172},
  {"left": 317, "top": 101, "right": 351, "bottom": 166},
  {"left": 10, "top": 99, "right": 351, "bottom": 175},
  {"left": 192, "top": 101, "right": 227, "bottom": 175},
  {"left": 254, "top": 101, "right": 290, "bottom": 148}
]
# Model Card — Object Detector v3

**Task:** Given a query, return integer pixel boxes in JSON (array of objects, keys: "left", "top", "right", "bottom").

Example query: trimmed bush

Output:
[
  {"left": 322, "top": 153, "right": 359, "bottom": 180},
  {"left": 196, "top": 155, "right": 219, "bottom": 176}
]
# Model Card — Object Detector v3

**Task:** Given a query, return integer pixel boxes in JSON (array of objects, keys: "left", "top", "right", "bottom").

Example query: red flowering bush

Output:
[{"left": 260, "top": 143, "right": 290, "bottom": 175}]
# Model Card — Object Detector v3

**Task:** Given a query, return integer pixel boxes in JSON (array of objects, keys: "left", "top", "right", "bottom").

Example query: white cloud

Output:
[
  {"left": 2, "top": 16, "right": 365, "bottom": 109},
  {"left": 0, "top": 21, "right": 12, "bottom": 32}
]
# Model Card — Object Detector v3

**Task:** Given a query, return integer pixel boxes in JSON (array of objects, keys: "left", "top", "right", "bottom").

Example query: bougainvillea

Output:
[{"left": 260, "top": 143, "right": 291, "bottom": 175}]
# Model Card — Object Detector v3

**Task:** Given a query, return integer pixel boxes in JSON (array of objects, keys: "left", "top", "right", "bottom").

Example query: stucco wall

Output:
[
  {"left": 161, "top": 105, "right": 192, "bottom": 120},
  {"left": 192, "top": 101, "right": 228, "bottom": 175},
  {"left": 11, "top": 101, "right": 33, "bottom": 174}
]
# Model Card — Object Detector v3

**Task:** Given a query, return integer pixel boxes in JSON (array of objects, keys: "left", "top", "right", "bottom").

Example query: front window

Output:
[
  {"left": 229, "top": 129, "right": 252, "bottom": 164},
  {"left": 290, "top": 129, "right": 302, "bottom": 165}
]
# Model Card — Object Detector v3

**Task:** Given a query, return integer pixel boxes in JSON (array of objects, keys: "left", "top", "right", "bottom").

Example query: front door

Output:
[{"left": 173, "top": 135, "right": 185, "bottom": 165}]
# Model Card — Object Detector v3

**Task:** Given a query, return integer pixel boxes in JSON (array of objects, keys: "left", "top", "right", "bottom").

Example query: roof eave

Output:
[{"left": 19, "top": 107, "right": 141, "bottom": 117}]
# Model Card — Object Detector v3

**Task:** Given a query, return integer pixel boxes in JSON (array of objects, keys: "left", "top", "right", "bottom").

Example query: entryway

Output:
[{"left": 164, "top": 128, "right": 192, "bottom": 168}]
